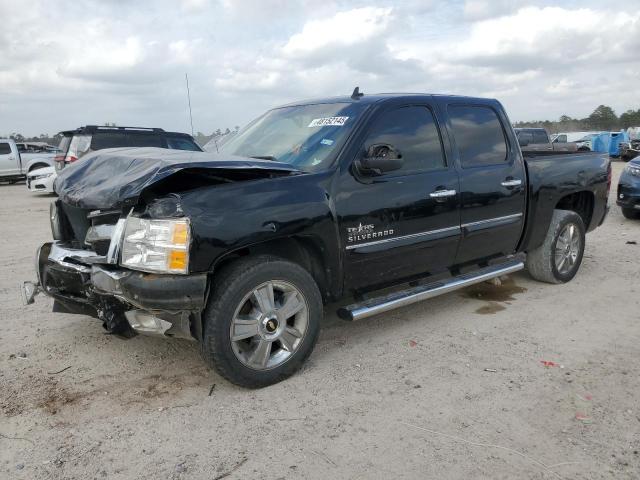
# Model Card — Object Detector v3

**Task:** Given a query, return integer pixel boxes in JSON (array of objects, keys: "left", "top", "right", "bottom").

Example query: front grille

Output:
[
  {"left": 85, "top": 210, "right": 121, "bottom": 255},
  {"left": 60, "top": 203, "right": 91, "bottom": 245},
  {"left": 55, "top": 202, "right": 121, "bottom": 254}
]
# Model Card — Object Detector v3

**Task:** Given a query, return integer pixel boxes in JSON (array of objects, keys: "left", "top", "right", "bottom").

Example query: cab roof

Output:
[
  {"left": 59, "top": 125, "right": 194, "bottom": 137},
  {"left": 277, "top": 92, "right": 497, "bottom": 108}
]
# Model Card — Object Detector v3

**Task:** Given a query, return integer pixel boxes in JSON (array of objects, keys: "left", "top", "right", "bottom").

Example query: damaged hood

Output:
[{"left": 54, "top": 147, "right": 301, "bottom": 210}]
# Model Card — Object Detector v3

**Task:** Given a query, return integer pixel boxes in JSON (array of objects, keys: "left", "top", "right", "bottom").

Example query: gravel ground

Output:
[{"left": 1, "top": 161, "right": 639, "bottom": 480}]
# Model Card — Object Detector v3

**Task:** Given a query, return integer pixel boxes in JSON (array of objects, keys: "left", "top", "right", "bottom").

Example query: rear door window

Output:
[
  {"left": 448, "top": 105, "right": 508, "bottom": 167},
  {"left": 518, "top": 132, "right": 534, "bottom": 144},
  {"left": 0, "top": 143, "right": 11, "bottom": 155},
  {"left": 90, "top": 133, "right": 130, "bottom": 150},
  {"left": 91, "top": 132, "right": 166, "bottom": 150},
  {"left": 532, "top": 130, "right": 549, "bottom": 144},
  {"left": 127, "top": 133, "right": 165, "bottom": 148}
]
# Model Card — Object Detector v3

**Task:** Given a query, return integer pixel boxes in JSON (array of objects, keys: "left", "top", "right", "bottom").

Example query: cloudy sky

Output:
[{"left": 1, "top": 0, "right": 639, "bottom": 137}]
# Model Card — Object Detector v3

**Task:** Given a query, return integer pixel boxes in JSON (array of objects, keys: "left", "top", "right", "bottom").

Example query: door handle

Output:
[
  {"left": 429, "top": 189, "right": 457, "bottom": 198},
  {"left": 501, "top": 179, "right": 522, "bottom": 187}
]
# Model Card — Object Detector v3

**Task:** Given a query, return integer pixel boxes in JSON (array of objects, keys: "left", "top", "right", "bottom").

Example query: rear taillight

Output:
[
  {"left": 54, "top": 154, "right": 77, "bottom": 171},
  {"left": 606, "top": 161, "right": 612, "bottom": 194}
]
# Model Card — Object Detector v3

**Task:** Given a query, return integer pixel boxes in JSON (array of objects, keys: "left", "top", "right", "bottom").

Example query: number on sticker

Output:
[{"left": 308, "top": 116, "right": 349, "bottom": 128}]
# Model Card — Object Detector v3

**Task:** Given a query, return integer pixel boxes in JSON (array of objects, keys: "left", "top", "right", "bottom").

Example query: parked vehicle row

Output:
[
  {"left": 617, "top": 158, "right": 640, "bottom": 219},
  {"left": 25, "top": 125, "right": 203, "bottom": 193},
  {"left": 22, "top": 91, "right": 612, "bottom": 388},
  {"left": 0, "top": 139, "right": 56, "bottom": 183},
  {"left": 16, "top": 142, "right": 61, "bottom": 153},
  {"left": 619, "top": 129, "right": 639, "bottom": 162},
  {"left": 514, "top": 128, "right": 579, "bottom": 152}
]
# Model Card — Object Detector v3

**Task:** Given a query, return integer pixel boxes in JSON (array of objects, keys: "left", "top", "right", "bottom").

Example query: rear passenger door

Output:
[
  {"left": 336, "top": 102, "right": 461, "bottom": 291},
  {"left": 441, "top": 102, "right": 526, "bottom": 264}
]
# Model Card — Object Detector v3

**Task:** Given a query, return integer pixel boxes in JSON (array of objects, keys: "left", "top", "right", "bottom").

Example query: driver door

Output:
[
  {"left": 335, "top": 103, "right": 461, "bottom": 292},
  {"left": 0, "top": 141, "right": 20, "bottom": 176}
]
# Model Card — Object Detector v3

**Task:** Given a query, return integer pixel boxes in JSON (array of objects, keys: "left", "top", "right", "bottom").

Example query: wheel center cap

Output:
[{"left": 264, "top": 316, "right": 278, "bottom": 333}]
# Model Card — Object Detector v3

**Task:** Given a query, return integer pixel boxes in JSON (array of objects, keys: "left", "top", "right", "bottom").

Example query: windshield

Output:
[{"left": 220, "top": 102, "right": 367, "bottom": 172}]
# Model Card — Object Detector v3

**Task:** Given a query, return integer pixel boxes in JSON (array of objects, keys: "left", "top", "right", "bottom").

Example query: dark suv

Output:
[{"left": 54, "top": 125, "right": 202, "bottom": 170}]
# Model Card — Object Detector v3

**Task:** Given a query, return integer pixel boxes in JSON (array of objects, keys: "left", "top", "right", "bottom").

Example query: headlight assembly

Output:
[
  {"left": 31, "top": 172, "right": 53, "bottom": 180},
  {"left": 120, "top": 216, "right": 190, "bottom": 274},
  {"left": 625, "top": 164, "right": 640, "bottom": 177}
]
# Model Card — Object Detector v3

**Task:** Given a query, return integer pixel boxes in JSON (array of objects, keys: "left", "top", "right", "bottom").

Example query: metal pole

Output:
[{"left": 185, "top": 73, "right": 194, "bottom": 137}]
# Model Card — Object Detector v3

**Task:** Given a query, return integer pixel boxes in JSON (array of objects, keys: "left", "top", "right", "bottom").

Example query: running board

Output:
[{"left": 337, "top": 259, "right": 524, "bottom": 321}]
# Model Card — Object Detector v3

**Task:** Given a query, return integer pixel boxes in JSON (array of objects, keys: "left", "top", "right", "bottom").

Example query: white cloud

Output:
[
  {"left": 546, "top": 78, "right": 577, "bottom": 95},
  {"left": 463, "top": 0, "right": 528, "bottom": 20},
  {"left": 457, "top": 7, "right": 639, "bottom": 63},
  {"left": 1, "top": 0, "right": 640, "bottom": 136},
  {"left": 282, "top": 7, "right": 393, "bottom": 57}
]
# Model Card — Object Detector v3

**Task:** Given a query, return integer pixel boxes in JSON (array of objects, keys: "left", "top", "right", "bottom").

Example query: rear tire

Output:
[
  {"left": 201, "top": 256, "right": 322, "bottom": 388},
  {"left": 621, "top": 207, "right": 640, "bottom": 220},
  {"left": 526, "top": 209, "right": 585, "bottom": 284}
]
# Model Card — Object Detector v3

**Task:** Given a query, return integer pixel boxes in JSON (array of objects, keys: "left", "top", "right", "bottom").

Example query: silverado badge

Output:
[{"left": 347, "top": 223, "right": 395, "bottom": 244}]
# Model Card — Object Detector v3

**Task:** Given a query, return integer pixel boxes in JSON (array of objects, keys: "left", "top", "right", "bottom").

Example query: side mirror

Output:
[
  {"left": 356, "top": 143, "right": 403, "bottom": 175},
  {"left": 518, "top": 137, "right": 529, "bottom": 147}
]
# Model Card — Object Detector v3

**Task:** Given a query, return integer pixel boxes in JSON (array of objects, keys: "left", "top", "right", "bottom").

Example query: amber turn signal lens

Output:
[
  {"left": 172, "top": 222, "right": 189, "bottom": 245},
  {"left": 168, "top": 250, "right": 187, "bottom": 271}
]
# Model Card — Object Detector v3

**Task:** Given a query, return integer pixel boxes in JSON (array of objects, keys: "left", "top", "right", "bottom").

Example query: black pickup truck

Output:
[{"left": 22, "top": 92, "right": 610, "bottom": 387}]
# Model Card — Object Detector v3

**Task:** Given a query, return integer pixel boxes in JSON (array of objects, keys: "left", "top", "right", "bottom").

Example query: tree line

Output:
[{"left": 514, "top": 105, "right": 640, "bottom": 133}]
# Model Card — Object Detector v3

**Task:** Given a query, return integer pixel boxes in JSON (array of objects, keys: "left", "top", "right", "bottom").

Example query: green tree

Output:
[
  {"left": 620, "top": 109, "right": 640, "bottom": 129},
  {"left": 587, "top": 105, "right": 618, "bottom": 130}
]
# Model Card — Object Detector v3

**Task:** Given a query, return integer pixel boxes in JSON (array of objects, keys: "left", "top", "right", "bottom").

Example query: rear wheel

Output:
[
  {"left": 526, "top": 209, "right": 586, "bottom": 284},
  {"left": 202, "top": 256, "right": 322, "bottom": 388},
  {"left": 621, "top": 207, "right": 640, "bottom": 219}
]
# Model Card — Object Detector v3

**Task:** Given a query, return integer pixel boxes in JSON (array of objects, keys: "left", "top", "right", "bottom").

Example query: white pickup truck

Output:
[{"left": 0, "top": 138, "right": 56, "bottom": 183}]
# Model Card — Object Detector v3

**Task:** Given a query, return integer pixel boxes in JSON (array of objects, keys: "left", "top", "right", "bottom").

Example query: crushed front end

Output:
[{"left": 23, "top": 199, "right": 207, "bottom": 340}]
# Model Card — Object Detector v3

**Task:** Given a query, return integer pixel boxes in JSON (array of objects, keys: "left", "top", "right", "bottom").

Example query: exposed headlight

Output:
[
  {"left": 625, "top": 164, "right": 640, "bottom": 176},
  {"left": 30, "top": 172, "right": 54, "bottom": 180},
  {"left": 120, "top": 216, "right": 190, "bottom": 274}
]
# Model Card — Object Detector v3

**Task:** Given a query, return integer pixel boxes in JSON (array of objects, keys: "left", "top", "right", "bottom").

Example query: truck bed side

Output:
[{"left": 519, "top": 151, "right": 609, "bottom": 252}]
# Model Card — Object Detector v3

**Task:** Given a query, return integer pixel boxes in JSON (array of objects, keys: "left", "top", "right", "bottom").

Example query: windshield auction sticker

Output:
[{"left": 308, "top": 116, "right": 349, "bottom": 127}]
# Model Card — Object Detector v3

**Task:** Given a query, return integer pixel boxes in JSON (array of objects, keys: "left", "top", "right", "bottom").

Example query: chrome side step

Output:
[{"left": 337, "top": 259, "right": 524, "bottom": 321}]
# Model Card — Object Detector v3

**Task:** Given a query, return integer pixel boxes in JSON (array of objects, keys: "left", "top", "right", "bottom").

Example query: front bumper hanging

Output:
[{"left": 22, "top": 241, "right": 208, "bottom": 340}]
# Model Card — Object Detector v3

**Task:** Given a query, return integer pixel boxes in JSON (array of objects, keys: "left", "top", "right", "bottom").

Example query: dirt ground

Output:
[{"left": 1, "top": 161, "right": 639, "bottom": 480}]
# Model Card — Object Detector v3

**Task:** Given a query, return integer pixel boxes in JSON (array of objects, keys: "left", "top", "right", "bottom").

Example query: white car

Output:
[{"left": 26, "top": 166, "right": 56, "bottom": 193}]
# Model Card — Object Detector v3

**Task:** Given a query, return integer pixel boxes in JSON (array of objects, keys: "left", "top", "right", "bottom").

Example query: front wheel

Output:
[
  {"left": 202, "top": 256, "right": 322, "bottom": 388},
  {"left": 621, "top": 207, "right": 640, "bottom": 220},
  {"left": 526, "top": 209, "right": 586, "bottom": 284}
]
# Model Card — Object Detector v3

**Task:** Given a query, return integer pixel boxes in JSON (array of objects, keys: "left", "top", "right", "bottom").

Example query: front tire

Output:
[
  {"left": 202, "top": 256, "right": 322, "bottom": 388},
  {"left": 526, "top": 209, "right": 586, "bottom": 284},
  {"left": 621, "top": 207, "right": 640, "bottom": 220}
]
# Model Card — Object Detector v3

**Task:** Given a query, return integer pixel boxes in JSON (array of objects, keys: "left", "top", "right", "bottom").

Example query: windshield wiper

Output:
[{"left": 250, "top": 155, "right": 278, "bottom": 161}]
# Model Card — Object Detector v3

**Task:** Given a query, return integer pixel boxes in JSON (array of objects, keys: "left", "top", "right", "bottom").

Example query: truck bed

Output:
[{"left": 520, "top": 151, "right": 610, "bottom": 252}]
